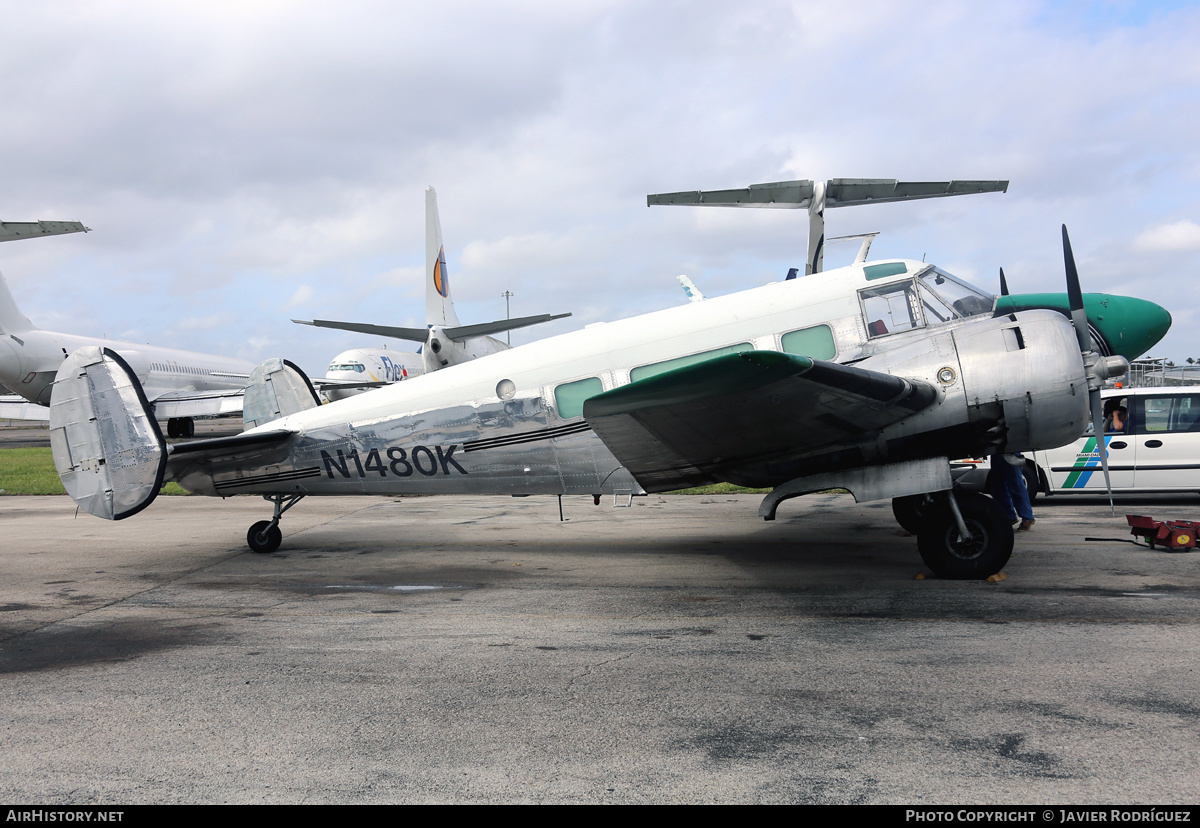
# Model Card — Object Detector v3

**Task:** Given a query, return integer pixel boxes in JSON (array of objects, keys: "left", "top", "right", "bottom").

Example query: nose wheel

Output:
[{"left": 246, "top": 494, "right": 305, "bottom": 554}]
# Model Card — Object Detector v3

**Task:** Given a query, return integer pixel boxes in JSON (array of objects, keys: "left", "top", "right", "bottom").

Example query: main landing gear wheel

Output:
[
  {"left": 166, "top": 417, "right": 195, "bottom": 438},
  {"left": 916, "top": 491, "right": 1013, "bottom": 580},
  {"left": 892, "top": 494, "right": 933, "bottom": 535},
  {"left": 247, "top": 521, "right": 282, "bottom": 554}
]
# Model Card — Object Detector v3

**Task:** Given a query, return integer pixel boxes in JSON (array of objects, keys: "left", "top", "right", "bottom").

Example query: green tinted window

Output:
[
  {"left": 554, "top": 376, "right": 604, "bottom": 419},
  {"left": 864, "top": 262, "right": 908, "bottom": 280},
  {"left": 780, "top": 325, "right": 836, "bottom": 359},
  {"left": 630, "top": 343, "right": 753, "bottom": 383}
]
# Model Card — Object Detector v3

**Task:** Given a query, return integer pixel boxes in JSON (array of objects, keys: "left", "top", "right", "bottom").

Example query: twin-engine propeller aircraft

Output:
[
  {"left": 295, "top": 186, "right": 570, "bottom": 379},
  {"left": 45, "top": 182, "right": 1170, "bottom": 579},
  {"left": 0, "top": 222, "right": 255, "bottom": 436}
]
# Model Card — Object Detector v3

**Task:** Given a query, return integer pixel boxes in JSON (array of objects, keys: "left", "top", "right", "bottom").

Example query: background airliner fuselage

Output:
[{"left": 0, "top": 271, "right": 254, "bottom": 433}]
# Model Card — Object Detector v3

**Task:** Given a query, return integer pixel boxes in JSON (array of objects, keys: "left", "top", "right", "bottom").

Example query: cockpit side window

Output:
[
  {"left": 859, "top": 280, "right": 925, "bottom": 338},
  {"left": 916, "top": 268, "right": 995, "bottom": 320}
]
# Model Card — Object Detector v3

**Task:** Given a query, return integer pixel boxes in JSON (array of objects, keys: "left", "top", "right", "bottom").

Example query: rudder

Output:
[{"left": 49, "top": 346, "right": 166, "bottom": 520}]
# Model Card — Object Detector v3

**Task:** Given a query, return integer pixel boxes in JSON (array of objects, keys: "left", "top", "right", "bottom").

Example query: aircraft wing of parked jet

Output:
[{"left": 43, "top": 181, "right": 1171, "bottom": 583}]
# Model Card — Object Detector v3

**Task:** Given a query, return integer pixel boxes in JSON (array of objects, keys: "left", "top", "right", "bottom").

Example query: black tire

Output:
[
  {"left": 181, "top": 418, "right": 195, "bottom": 438},
  {"left": 247, "top": 520, "right": 282, "bottom": 554},
  {"left": 892, "top": 494, "right": 931, "bottom": 534},
  {"left": 1022, "top": 462, "right": 1039, "bottom": 503},
  {"left": 167, "top": 418, "right": 180, "bottom": 438},
  {"left": 917, "top": 491, "right": 1014, "bottom": 579}
]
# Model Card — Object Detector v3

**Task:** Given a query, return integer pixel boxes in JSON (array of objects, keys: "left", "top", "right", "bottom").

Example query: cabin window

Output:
[
  {"left": 630, "top": 343, "right": 753, "bottom": 383},
  {"left": 864, "top": 262, "right": 908, "bottom": 281},
  {"left": 781, "top": 325, "right": 836, "bottom": 360},
  {"left": 859, "top": 280, "right": 924, "bottom": 338},
  {"left": 554, "top": 376, "right": 604, "bottom": 420}
]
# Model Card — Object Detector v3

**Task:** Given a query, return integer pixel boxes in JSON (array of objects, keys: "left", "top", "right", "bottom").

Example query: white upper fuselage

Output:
[{"left": 255, "top": 259, "right": 1086, "bottom": 473}]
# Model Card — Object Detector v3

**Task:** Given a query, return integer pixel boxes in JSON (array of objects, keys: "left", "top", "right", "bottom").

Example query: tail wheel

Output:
[
  {"left": 917, "top": 491, "right": 1013, "bottom": 579},
  {"left": 247, "top": 520, "right": 282, "bottom": 554}
]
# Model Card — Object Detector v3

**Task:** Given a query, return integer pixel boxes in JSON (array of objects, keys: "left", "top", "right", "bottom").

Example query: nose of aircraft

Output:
[
  {"left": 995, "top": 292, "right": 1171, "bottom": 361},
  {"left": 1085, "top": 294, "right": 1172, "bottom": 360}
]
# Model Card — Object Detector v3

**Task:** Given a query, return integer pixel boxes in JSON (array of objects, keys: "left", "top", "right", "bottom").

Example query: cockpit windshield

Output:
[
  {"left": 916, "top": 267, "right": 995, "bottom": 323},
  {"left": 328, "top": 363, "right": 366, "bottom": 373}
]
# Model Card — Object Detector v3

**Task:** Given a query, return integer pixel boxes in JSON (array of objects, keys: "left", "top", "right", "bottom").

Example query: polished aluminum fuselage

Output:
[{"left": 171, "top": 261, "right": 1091, "bottom": 498}]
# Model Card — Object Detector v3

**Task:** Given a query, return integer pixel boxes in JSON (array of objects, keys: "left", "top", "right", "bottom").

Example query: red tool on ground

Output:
[{"left": 1126, "top": 515, "right": 1200, "bottom": 551}]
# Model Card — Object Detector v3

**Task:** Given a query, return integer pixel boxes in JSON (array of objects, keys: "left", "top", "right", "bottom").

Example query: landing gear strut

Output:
[
  {"left": 913, "top": 490, "right": 1013, "bottom": 579},
  {"left": 246, "top": 494, "right": 305, "bottom": 554}
]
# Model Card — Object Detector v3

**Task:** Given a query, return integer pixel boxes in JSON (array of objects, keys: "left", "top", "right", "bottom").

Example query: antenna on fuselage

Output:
[
  {"left": 828, "top": 231, "right": 880, "bottom": 265},
  {"left": 648, "top": 178, "right": 1008, "bottom": 276}
]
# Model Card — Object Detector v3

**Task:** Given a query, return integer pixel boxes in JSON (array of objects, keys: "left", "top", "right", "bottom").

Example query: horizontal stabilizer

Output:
[
  {"left": 293, "top": 318, "right": 428, "bottom": 343},
  {"left": 584, "top": 351, "right": 938, "bottom": 492},
  {"left": 312, "top": 377, "right": 389, "bottom": 392},
  {"left": 48, "top": 347, "right": 166, "bottom": 520},
  {"left": 242, "top": 359, "right": 321, "bottom": 430},
  {"left": 0, "top": 220, "right": 90, "bottom": 243},
  {"left": 442, "top": 313, "right": 571, "bottom": 342},
  {"left": 168, "top": 429, "right": 293, "bottom": 461}
]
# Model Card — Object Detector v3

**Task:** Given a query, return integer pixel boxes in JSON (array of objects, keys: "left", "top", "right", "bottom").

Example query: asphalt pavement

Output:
[{"left": 0, "top": 489, "right": 1197, "bottom": 804}]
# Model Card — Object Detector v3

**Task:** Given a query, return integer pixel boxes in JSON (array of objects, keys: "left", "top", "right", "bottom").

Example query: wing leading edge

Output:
[{"left": 583, "top": 351, "right": 939, "bottom": 492}]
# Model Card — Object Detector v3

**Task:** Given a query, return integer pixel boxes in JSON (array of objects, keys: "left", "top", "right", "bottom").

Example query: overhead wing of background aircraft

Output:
[
  {"left": 0, "top": 227, "right": 254, "bottom": 436},
  {"left": 0, "top": 220, "right": 91, "bottom": 243},
  {"left": 295, "top": 187, "right": 570, "bottom": 378},
  {"left": 648, "top": 178, "right": 1007, "bottom": 277},
  {"left": 43, "top": 183, "right": 1171, "bottom": 583}
]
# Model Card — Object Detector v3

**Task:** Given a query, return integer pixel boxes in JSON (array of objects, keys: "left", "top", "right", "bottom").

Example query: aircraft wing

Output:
[
  {"left": 583, "top": 351, "right": 938, "bottom": 492},
  {"left": 647, "top": 179, "right": 1007, "bottom": 210},
  {"left": 825, "top": 179, "right": 1008, "bottom": 207},
  {"left": 148, "top": 388, "right": 244, "bottom": 420},
  {"left": 0, "top": 395, "right": 49, "bottom": 421},
  {"left": 0, "top": 221, "right": 90, "bottom": 243},
  {"left": 648, "top": 180, "right": 815, "bottom": 209}
]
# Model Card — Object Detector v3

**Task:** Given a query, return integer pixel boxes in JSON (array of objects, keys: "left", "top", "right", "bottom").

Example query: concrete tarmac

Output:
[{"left": 0, "top": 491, "right": 1198, "bottom": 804}]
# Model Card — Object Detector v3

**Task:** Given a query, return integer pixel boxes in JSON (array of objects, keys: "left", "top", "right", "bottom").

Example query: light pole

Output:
[{"left": 501, "top": 290, "right": 514, "bottom": 345}]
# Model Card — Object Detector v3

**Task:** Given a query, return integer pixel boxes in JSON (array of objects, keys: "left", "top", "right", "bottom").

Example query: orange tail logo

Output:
[{"left": 433, "top": 246, "right": 449, "bottom": 298}]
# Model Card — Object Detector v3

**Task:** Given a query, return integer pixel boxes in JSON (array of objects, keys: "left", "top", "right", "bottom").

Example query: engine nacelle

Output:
[{"left": 954, "top": 310, "right": 1090, "bottom": 452}]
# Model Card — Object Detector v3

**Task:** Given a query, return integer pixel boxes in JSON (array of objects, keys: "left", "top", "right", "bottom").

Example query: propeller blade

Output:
[
  {"left": 1062, "top": 225, "right": 1093, "bottom": 353},
  {"left": 1090, "top": 388, "right": 1116, "bottom": 516},
  {"left": 999, "top": 267, "right": 1009, "bottom": 297}
]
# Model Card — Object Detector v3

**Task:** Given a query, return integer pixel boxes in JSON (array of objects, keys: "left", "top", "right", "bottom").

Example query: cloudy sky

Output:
[{"left": 2, "top": 0, "right": 1198, "bottom": 376}]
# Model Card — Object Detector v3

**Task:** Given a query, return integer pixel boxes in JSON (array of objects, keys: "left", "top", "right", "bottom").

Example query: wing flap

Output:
[{"left": 583, "top": 351, "right": 938, "bottom": 492}]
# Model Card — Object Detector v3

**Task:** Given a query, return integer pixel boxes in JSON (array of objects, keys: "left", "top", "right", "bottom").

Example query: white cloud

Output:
[
  {"left": 281, "top": 285, "right": 315, "bottom": 312},
  {"left": 1134, "top": 220, "right": 1200, "bottom": 252}
]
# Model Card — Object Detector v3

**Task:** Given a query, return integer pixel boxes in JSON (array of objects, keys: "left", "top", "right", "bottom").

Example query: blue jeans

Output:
[{"left": 990, "top": 455, "right": 1034, "bottom": 522}]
